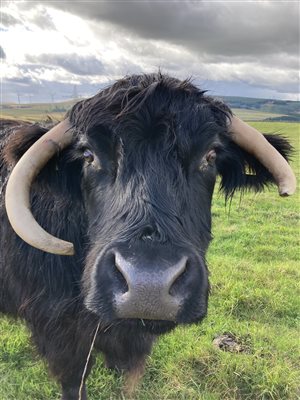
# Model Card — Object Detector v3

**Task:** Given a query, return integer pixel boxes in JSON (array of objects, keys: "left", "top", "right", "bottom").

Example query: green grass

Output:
[{"left": 0, "top": 122, "right": 299, "bottom": 399}]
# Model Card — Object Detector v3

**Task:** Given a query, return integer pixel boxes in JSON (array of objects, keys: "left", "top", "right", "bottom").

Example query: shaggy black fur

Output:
[{"left": 0, "top": 73, "right": 293, "bottom": 399}]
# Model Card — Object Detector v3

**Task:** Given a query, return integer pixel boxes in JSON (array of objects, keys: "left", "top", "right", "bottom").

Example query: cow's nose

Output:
[{"left": 113, "top": 252, "right": 187, "bottom": 321}]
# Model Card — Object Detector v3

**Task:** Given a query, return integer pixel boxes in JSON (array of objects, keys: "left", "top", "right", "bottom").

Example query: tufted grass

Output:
[{"left": 0, "top": 122, "right": 299, "bottom": 400}]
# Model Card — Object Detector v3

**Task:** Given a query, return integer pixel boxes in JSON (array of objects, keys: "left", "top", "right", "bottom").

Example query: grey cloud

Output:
[
  {"left": 0, "top": 46, "right": 6, "bottom": 59},
  {"left": 2, "top": 77, "right": 105, "bottom": 103},
  {"left": 40, "top": 1, "right": 299, "bottom": 59},
  {"left": 106, "top": 57, "right": 143, "bottom": 76},
  {"left": 5, "top": 76, "right": 33, "bottom": 86},
  {"left": 197, "top": 79, "right": 297, "bottom": 100},
  {"left": 26, "top": 54, "right": 105, "bottom": 76},
  {"left": 1, "top": 8, "right": 56, "bottom": 30},
  {"left": 0, "top": 12, "right": 21, "bottom": 27},
  {"left": 29, "top": 8, "right": 56, "bottom": 30},
  {"left": 199, "top": 53, "right": 300, "bottom": 71},
  {"left": 4, "top": 1, "right": 299, "bottom": 102}
]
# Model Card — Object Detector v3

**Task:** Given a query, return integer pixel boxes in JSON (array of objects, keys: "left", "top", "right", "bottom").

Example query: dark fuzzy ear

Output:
[
  {"left": 1, "top": 121, "right": 83, "bottom": 198},
  {"left": 216, "top": 134, "right": 294, "bottom": 199},
  {"left": 2, "top": 123, "right": 47, "bottom": 165}
]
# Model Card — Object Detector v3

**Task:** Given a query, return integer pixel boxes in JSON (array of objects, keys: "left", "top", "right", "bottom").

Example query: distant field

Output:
[
  {"left": 0, "top": 101, "right": 76, "bottom": 123},
  {"left": 0, "top": 121, "right": 299, "bottom": 399},
  {"left": 0, "top": 101, "right": 294, "bottom": 122},
  {"left": 231, "top": 108, "right": 288, "bottom": 121}
]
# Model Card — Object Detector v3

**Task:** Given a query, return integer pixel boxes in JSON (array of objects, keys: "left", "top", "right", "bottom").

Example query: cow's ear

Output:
[
  {"left": 216, "top": 134, "right": 294, "bottom": 199},
  {"left": 3, "top": 122, "right": 47, "bottom": 165}
]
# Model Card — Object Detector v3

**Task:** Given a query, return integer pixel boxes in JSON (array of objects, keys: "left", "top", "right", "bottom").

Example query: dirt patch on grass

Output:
[{"left": 213, "top": 332, "right": 252, "bottom": 353}]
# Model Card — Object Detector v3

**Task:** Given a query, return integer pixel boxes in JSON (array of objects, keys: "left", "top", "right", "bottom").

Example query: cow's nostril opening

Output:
[
  {"left": 112, "top": 254, "right": 129, "bottom": 293},
  {"left": 141, "top": 226, "right": 155, "bottom": 241},
  {"left": 168, "top": 261, "right": 189, "bottom": 296}
]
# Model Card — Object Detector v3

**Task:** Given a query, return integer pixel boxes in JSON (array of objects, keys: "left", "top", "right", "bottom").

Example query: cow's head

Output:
[{"left": 5, "top": 74, "right": 296, "bottom": 333}]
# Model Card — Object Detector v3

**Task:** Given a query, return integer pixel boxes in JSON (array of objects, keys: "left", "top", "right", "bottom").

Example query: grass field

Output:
[
  {"left": 0, "top": 102, "right": 290, "bottom": 123},
  {"left": 0, "top": 101, "right": 76, "bottom": 123},
  {"left": 0, "top": 121, "right": 299, "bottom": 400},
  {"left": 231, "top": 109, "right": 288, "bottom": 121}
]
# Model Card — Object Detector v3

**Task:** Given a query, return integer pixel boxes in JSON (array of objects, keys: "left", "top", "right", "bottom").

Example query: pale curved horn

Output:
[
  {"left": 5, "top": 119, "right": 75, "bottom": 255},
  {"left": 228, "top": 116, "right": 296, "bottom": 196}
]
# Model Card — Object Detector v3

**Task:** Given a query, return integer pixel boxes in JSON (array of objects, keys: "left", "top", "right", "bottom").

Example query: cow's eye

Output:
[
  {"left": 83, "top": 149, "right": 94, "bottom": 164},
  {"left": 199, "top": 149, "right": 217, "bottom": 171},
  {"left": 206, "top": 149, "right": 216, "bottom": 165}
]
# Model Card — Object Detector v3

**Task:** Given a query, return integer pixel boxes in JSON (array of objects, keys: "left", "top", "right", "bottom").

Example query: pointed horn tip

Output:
[
  {"left": 278, "top": 173, "right": 297, "bottom": 197},
  {"left": 279, "top": 187, "right": 296, "bottom": 197},
  {"left": 41, "top": 242, "right": 75, "bottom": 256},
  {"left": 61, "top": 243, "right": 75, "bottom": 256}
]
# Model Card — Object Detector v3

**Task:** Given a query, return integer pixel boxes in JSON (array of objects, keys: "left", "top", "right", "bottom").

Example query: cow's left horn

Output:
[
  {"left": 228, "top": 115, "right": 296, "bottom": 196},
  {"left": 5, "top": 118, "right": 75, "bottom": 255}
]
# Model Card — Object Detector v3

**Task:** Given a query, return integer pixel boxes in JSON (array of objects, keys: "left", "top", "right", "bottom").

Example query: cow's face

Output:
[
  {"left": 5, "top": 74, "right": 293, "bottom": 334},
  {"left": 77, "top": 80, "right": 228, "bottom": 332}
]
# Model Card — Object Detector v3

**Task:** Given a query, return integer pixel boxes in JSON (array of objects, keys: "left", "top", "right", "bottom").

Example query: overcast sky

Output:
[{"left": 1, "top": 0, "right": 299, "bottom": 103}]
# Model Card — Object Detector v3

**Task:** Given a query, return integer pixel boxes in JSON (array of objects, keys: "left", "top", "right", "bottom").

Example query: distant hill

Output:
[
  {"left": 1, "top": 96, "right": 299, "bottom": 122},
  {"left": 219, "top": 96, "right": 300, "bottom": 122}
]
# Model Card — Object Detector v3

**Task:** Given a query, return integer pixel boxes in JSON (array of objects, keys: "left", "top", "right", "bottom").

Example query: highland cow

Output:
[{"left": 0, "top": 74, "right": 295, "bottom": 399}]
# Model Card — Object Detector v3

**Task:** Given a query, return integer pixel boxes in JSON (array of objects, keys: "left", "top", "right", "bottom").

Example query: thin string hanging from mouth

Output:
[{"left": 78, "top": 322, "right": 100, "bottom": 400}]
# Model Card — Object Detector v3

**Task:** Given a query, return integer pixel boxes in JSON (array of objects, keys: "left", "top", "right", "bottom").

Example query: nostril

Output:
[
  {"left": 140, "top": 226, "right": 155, "bottom": 241},
  {"left": 112, "top": 254, "right": 129, "bottom": 293},
  {"left": 169, "top": 260, "right": 189, "bottom": 296}
]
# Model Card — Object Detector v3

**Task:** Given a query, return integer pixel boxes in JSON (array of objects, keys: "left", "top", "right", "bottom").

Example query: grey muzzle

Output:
[{"left": 114, "top": 252, "right": 187, "bottom": 321}]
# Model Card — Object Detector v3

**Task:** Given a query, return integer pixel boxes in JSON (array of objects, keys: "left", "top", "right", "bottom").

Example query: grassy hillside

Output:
[
  {"left": 1, "top": 96, "right": 299, "bottom": 123},
  {"left": 222, "top": 96, "right": 300, "bottom": 121},
  {"left": 0, "top": 100, "right": 77, "bottom": 123},
  {"left": 231, "top": 109, "right": 287, "bottom": 121},
  {"left": 0, "top": 122, "right": 299, "bottom": 399}
]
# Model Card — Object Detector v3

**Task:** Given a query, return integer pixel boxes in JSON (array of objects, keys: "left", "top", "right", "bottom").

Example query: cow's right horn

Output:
[
  {"left": 228, "top": 116, "right": 296, "bottom": 196},
  {"left": 5, "top": 118, "right": 75, "bottom": 256}
]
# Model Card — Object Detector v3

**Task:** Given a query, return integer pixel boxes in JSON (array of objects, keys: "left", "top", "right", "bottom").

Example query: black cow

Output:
[{"left": 0, "top": 73, "right": 295, "bottom": 400}]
